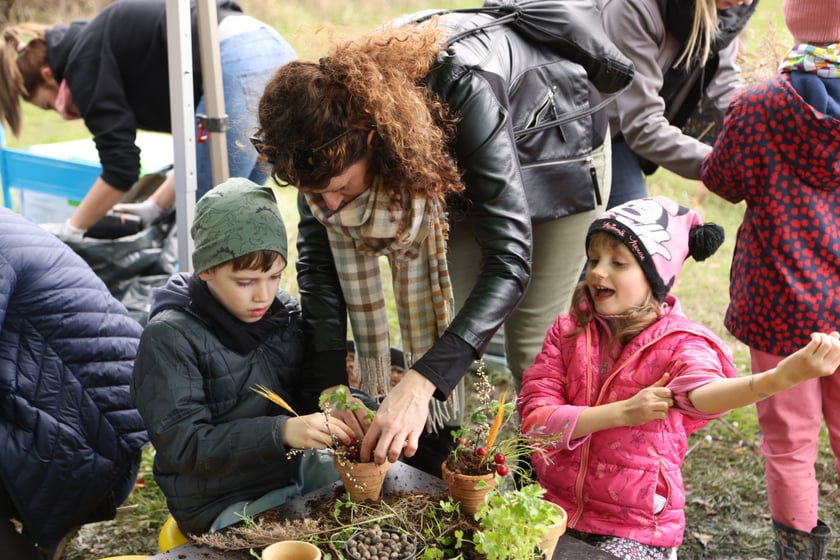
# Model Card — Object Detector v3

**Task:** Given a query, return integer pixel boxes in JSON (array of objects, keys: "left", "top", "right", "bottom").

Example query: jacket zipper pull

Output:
[{"left": 589, "top": 160, "right": 601, "bottom": 206}]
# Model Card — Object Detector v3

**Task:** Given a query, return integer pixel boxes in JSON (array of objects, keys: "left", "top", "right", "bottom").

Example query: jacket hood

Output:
[
  {"left": 150, "top": 272, "right": 192, "bottom": 318},
  {"left": 776, "top": 75, "right": 840, "bottom": 193},
  {"left": 45, "top": 20, "right": 86, "bottom": 84}
]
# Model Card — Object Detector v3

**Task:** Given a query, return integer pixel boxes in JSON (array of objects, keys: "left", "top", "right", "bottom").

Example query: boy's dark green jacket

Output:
[{"left": 130, "top": 272, "right": 308, "bottom": 535}]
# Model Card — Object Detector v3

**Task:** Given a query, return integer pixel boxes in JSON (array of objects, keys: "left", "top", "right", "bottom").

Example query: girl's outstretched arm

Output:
[
  {"left": 572, "top": 373, "right": 674, "bottom": 439},
  {"left": 688, "top": 332, "right": 840, "bottom": 415}
]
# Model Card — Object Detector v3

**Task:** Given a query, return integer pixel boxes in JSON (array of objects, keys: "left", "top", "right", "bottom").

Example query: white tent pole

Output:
[
  {"left": 165, "top": 0, "right": 197, "bottom": 272},
  {"left": 195, "top": 0, "right": 229, "bottom": 186}
]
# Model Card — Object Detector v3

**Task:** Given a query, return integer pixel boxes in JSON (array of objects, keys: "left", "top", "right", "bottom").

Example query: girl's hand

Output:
[
  {"left": 283, "top": 413, "right": 353, "bottom": 450},
  {"left": 776, "top": 332, "right": 840, "bottom": 386},
  {"left": 622, "top": 373, "right": 673, "bottom": 426}
]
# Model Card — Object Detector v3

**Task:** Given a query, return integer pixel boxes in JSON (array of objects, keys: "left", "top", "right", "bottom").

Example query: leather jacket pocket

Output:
[{"left": 510, "top": 59, "right": 602, "bottom": 222}]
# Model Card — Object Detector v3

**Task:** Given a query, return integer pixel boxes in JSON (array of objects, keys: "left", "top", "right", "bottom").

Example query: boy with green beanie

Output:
[{"left": 130, "top": 178, "right": 359, "bottom": 536}]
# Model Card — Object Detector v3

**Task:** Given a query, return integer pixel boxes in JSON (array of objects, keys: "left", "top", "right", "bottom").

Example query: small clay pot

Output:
[
  {"left": 440, "top": 460, "right": 497, "bottom": 515},
  {"left": 261, "top": 540, "right": 322, "bottom": 560},
  {"left": 345, "top": 526, "right": 416, "bottom": 560},
  {"left": 539, "top": 503, "right": 568, "bottom": 560},
  {"left": 333, "top": 454, "right": 393, "bottom": 502}
]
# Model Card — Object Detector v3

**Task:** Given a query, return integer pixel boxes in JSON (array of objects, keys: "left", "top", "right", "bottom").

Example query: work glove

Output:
[
  {"left": 112, "top": 197, "right": 163, "bottom": 226},
  {"left": 40, "top": 220, "right": 87, "bottom": 242}
]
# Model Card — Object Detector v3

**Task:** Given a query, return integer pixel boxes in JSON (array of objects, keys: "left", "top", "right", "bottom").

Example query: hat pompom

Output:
[{"left": 688, "top": 223, "right": 724, "bottom": 262}]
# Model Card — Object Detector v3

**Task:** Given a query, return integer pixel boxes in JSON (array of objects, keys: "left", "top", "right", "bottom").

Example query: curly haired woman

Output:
[{"left": 255, "top": 3, "right": 633, "bottom": 475}]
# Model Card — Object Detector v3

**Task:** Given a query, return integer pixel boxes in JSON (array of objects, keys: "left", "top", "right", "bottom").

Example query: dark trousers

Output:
[
  {"left": 0, "top": 485, "right": 39, "bottom": 560},
  {"left": 401, "top": 426, "right": 458, "bottom": 478}
]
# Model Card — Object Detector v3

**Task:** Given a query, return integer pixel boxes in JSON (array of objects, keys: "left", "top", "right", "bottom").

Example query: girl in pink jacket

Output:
[{"left": 517, "top": 196, "right": 840, "bottom": 560}]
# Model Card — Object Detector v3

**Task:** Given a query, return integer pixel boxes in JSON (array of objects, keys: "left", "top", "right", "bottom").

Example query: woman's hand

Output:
[
  {"left": 359, "top": 370, "right": 436, "bottom": 464},
  {"left": 283, "top": 412, "right": 353, "bottom": 450}
]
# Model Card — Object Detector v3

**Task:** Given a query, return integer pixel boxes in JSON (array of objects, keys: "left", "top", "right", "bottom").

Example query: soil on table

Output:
[{"left": 196, "top": 487, "right": 487, "bottom": 559}]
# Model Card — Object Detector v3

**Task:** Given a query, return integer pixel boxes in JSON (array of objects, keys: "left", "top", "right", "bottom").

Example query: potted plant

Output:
[
  {"left": 441, "top": 365, "right": 558, "bottom": 514},
  {"left": 319, "top": 385, "right": 393, "bottom": 503},
  {"left": 251, "top": 384, "right": 392, "bottom": 503},
  {"left": 473, "top": 480, "right": 567, "bottom": 560}
]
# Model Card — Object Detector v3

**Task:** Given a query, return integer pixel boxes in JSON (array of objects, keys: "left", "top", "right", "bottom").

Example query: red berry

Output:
[
  {"left": 475, "top": 447, "right": 487, "bottom": 457},
  {"left": 494, "top": 453, "right": 506, "bottom": 465},
  {"left": 496, "top": 464, "right": 510, "bottom": 476}
]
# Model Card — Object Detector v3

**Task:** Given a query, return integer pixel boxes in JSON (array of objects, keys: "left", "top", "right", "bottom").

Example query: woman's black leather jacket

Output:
[{"left": 297, "top": 4, "right": 633, "bottom": 397}]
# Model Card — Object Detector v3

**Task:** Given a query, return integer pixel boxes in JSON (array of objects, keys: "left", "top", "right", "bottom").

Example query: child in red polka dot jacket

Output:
[{"left": 699, "top": 0, "right": 840, "bottom": 557}]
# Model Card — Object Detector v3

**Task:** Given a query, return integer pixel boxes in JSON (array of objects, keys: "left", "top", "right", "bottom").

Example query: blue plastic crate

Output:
[
  {"left": 0, "top": 124, "right": 172, "bottom": 221},
  {"left": 0, "top": 125, "right": 100, "bottom": 214}
]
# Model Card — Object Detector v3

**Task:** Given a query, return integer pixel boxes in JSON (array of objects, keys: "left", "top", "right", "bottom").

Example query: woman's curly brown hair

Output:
[{"left": 256, "top": 18, "right": 464, "bottom": 211}]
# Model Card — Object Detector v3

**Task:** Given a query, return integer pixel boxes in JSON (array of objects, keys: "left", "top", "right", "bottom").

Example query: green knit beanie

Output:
[{"left": 191, "top": 177, "right": 288, "bottom": 273}]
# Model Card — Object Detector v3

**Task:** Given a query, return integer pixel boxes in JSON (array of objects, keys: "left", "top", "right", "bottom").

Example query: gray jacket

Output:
[{"left": 601, "top": 0, "right": 744, "bottom": 179}]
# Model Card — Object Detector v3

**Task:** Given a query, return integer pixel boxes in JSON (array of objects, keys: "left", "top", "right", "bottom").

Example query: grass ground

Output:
[{"left": 5, "top": 1, "right": 838, "bottom": 559}]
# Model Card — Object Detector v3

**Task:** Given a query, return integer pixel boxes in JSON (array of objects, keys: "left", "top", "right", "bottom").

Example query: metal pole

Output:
[
  {"left": 196, "top": 0, "right": 229, "bottom": 186},
  {"left": 165, "top": 0, "right": 197, "bottom": 271}
]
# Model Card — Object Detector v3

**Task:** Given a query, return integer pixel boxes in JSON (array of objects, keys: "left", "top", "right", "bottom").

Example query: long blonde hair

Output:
[
  {"left": 675, "top": 0, "right": 719, "bottom": 69},
  {"left": 0, "top": 23, "right": 49, "bottom": 136}
]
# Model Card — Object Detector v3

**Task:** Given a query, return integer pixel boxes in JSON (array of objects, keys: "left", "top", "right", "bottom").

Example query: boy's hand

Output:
[
  {"left": 283, "top": 413, "right": 353, "bottom": 450},
  {"left": 318, "top": 385, "right": 374, "bottom": 441},
  {"left": 622, "top": 373, "right": 673, "bottom": 426},
  {"left": 776, "top": 332, "right": 840, "bottom": 386}
]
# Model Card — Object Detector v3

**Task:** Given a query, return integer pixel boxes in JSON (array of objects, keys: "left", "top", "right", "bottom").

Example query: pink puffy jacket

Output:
[{"left": 518, "top": 295, "right": 737, "bottom": 548}]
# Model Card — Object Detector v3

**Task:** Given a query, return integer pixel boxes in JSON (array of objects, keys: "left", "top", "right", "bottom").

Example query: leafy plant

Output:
[
  {"left": 473, "top": 481, "right": 564, "bottom": 560},
  {"left": 319, "top": 385, "right": 376, "bottom": 462},
  {"left": 445, "top": 364, "right": 558, "bottom": 479}
]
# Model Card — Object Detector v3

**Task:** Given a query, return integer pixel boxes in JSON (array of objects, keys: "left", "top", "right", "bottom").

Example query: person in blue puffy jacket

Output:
[{"left": 0, "top": 207, "right": 149, "bottom": 559}]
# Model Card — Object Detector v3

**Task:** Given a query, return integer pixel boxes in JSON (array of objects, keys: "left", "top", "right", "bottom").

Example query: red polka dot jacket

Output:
[{"left": 700, "top": 72, "right": 840, "bottom": 356}]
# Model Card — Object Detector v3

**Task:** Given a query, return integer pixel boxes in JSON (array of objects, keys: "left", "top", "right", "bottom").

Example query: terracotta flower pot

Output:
[
  {"left": 539, "top": 503, "right": 568, "bottom": 560},
  {"left": 262, "top": 540, "right": 322, "bottom": 560},
  {"left": 333, "top": 454, "right": 393, "bottom": 502},
  {"left": 440, "top": 460, "right": 497, "bottom": 515}
]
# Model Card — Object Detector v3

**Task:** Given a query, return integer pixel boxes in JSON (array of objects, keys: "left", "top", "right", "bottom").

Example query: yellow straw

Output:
[{"left": 251, "top": 384, "right": 300, "bottom": 416}]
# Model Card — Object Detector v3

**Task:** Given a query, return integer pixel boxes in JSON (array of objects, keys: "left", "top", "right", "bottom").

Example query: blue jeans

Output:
[
  {"left": 606, "top": 138, "right": 648, "bottom": 210},
  {"left": 195, "top": 26, "right": 296, "bottom": 199},
  {"left": 209, "top": 450, "right": 339, "bottom": 532}
]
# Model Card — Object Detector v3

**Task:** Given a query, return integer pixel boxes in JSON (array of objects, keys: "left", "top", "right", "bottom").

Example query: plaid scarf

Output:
[
  {"left": 306, "top": 179, "right": 459, "bottom": 430},
  {"left": 779, "top": 43, "right": 840, "bottom": 78}
]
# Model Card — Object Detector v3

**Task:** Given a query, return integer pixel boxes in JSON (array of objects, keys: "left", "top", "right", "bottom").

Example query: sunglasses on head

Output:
[{"left": 250, "top": 128, "right": 359, "bottom": 172}]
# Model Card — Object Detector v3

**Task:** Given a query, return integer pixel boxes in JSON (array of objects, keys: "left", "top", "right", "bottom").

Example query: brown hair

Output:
[
  {"left": 0, "top": 24, "right": 50, "bottom": 136},
  {"left": 256, "top": 18, "right": 464, "bottom": 230},
  {"left": 568, "top": 232, "right": 662, "bottom": 351},
  {"left": 206, "top": 249, "right": 286, "bottom": 274}
]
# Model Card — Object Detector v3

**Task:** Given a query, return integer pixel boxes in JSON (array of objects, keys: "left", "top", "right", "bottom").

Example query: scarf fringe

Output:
[
  {"left": 356, "top": 354, "right": 393, "bottom": 398},
  {"left": 426, "top": 382, "right": 461, "bottom": 434}
]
